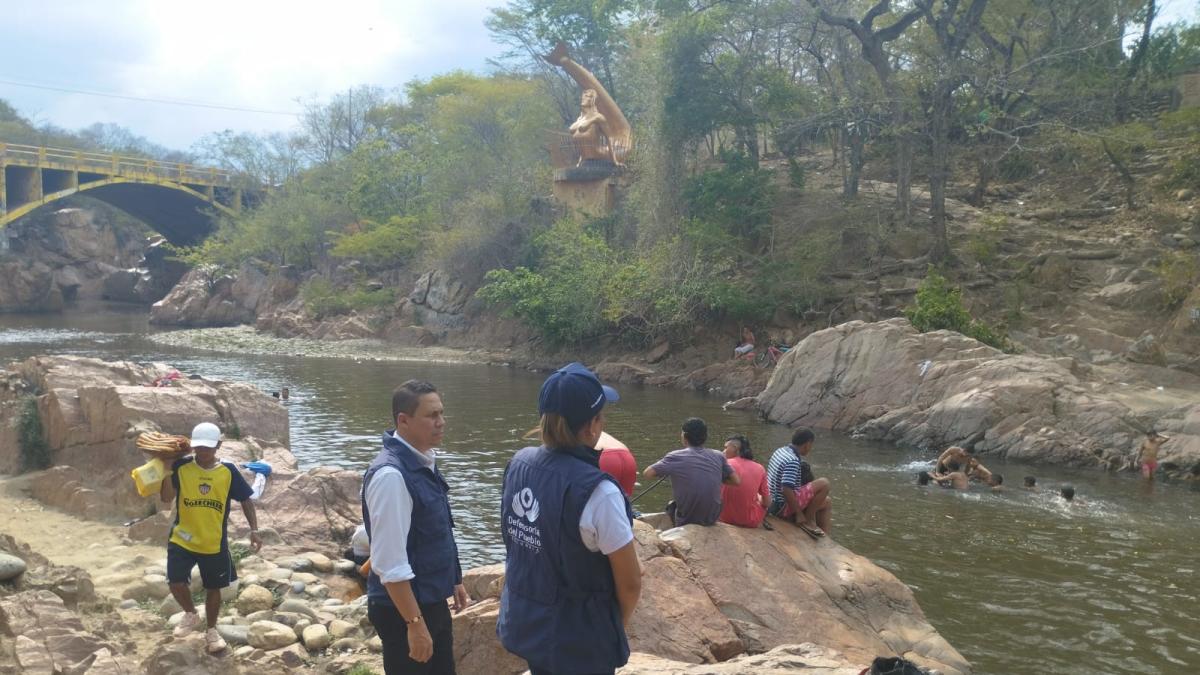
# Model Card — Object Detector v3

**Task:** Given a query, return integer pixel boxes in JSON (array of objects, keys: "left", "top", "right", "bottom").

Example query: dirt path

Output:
[{"left": 0, "top": 474, "right": 164, "bottom": 601}]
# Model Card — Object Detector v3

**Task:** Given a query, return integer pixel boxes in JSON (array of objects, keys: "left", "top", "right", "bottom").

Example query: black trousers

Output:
[
  {"left": 529, "top": 668, "right": 615, "bottom": 675},
  {"left": 368, "top": 599, "right": 456, "bottom": 675}
]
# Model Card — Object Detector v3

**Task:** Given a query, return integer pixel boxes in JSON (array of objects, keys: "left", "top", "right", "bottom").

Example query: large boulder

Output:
[
  {"left": 0, "top": 207, "right": 147, "bottom": 310},
  {"left": 452, "top": 520, "right": 970, "bottom": 675},
  {"left": 151, "top": 260, "right": 298, "bottom": 327},
  {"left": 0, "top": 355, "right": 289, "bottom": 519},
  {"left": 252, "top": 467, "right": 362, "bottom": 552},
  {"left": 0, "top": 260, "right": 63, "bottom": 312},
  {"left": 756, "top": 319, "right": 1200, "bottom": 478}
]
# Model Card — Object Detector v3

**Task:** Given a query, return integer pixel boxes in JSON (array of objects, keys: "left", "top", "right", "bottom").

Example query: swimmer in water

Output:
[
  {"left": 1060, "top": 485, "right": 1085, "bottom": 504},
  {"left": 1023, "top": 476, "right": 1037, "bottom": 491},
  {"left": 934, "top": 446, "right": 971, "bottom": 474},
  {"left": 1136, "top": 431, "right": 1168, "bottom": 481},
  {"left": 921, "top": 467, "right": 969, "bottom": 490}
]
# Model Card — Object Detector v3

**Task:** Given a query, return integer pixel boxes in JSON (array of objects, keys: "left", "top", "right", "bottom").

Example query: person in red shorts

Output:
[
  {"left": 596, "top": 431, "right": 637, "bottom": 497},
  {"left": 767, "top": 428, "right": 831, "bottom": 538},
  {"left": 718, "top": 435, "right": 768, "bottom": 528}
]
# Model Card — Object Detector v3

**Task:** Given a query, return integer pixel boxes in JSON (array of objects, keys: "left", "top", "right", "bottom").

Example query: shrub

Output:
[
  {"left": 906, "top": 269, "right": 1011, "bottom": 351},
  {"left": 301, "top": 278, "right": 396, "bottom": 319},
  {"left": 1156, "top": 251, "right": 1200, "bottom": 309},
  {"left": 329, "top": 216, "right": 422, "bottom": 268},
  {"left": 683, "top": 150, "right": 777, "bottom": 249},
  {"left": 18, "top": 396, "right": 50, "bottom": 472},
  {"left": 477, "top": 221, "right": 612, "bottom": 346}
]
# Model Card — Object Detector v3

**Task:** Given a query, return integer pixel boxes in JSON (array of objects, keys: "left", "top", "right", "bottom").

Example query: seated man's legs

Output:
[
  {"left": 801, "top": 478, "right": 830, "bottom": 532},
  {"left": 815, "top": 496, "right": 832, "bottom": 535}
]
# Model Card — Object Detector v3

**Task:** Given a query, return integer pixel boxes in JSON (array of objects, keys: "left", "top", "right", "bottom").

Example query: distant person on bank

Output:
[
  {"left": 733, "top": 326, "right": 756, "bottom": 358},
  {"left": 160, "top": 422, "right": 262, "bottom": 654},
  {"left": 362, "top": 380, "right": 470, "bottom": 675},
  {"left": 498, "top": 362, "right": 642, "bottom": 675},
  {"left": 644, "top": 417, "right": 740, "bottom": 526},
  {"left": 767, "top": 428, "right": 831, "bottom": 537},
  {"left": 1137, "top": 430, "right": 1169, "bottom": 480},
  {"left": 718, "top": 434, "right": 769, "bottom": 528}
]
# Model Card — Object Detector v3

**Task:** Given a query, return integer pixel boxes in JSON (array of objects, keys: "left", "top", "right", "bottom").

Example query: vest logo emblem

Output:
[
  {"left": 512, "top": 487, "right": 540, "bottom": 523},
  {"left": 199, "top": 483, "right": 211, "bottom": 495}
]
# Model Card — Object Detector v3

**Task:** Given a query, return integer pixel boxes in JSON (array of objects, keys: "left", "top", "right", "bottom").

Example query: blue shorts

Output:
[{"left": 166, "top": 542, "right": 237, "bottom": 590}]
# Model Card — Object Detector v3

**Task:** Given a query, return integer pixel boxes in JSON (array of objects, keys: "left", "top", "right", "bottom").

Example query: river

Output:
[{"left": 1, "top": 306, "right": 1197, "bottom": 674}]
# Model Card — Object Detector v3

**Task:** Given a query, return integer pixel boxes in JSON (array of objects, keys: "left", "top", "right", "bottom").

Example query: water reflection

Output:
[{"left": 0, "top": 310, "right": 1197, "bottom": 674}]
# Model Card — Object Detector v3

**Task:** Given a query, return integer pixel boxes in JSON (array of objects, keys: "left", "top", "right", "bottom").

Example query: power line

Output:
[{"left": 0, "top": 77, "right": 299, "bottom": 116}]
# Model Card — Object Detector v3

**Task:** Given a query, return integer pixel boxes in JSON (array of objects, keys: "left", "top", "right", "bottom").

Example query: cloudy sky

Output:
[
  {"left": 1, "top": 0, "right": 1197, "bottom": 153},
  {"left": 0, "top": 0, "right": 506, "bottom": 151}
]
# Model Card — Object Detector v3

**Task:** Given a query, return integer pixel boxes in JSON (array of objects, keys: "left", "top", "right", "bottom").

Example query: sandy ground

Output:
[{"left": 0, "top": 474, "right": 166, "bottom": 600}]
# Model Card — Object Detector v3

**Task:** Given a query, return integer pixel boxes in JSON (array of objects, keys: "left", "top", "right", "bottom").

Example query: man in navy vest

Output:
[
  {"left": 498, "top": 362, "right": 642, "bottom": 675},
  {"left": 362, "top": 380, "right": 470, "bottom": 674}
]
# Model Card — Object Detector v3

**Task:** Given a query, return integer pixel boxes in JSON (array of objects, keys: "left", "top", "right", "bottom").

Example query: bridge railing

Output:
[{"left": 0, "top": 142, "right": 235, "bottom": 187}]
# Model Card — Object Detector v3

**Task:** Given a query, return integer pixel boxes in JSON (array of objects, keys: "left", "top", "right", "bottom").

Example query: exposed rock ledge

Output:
[
  {"left": 455, "top": 518, "right": 970, "bottom": 675},
  {"left": 758, "top": 318, "right": 1200, "bottom": 479}
]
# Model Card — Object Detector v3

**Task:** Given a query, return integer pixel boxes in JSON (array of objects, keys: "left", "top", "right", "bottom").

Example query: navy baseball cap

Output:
[{"left": 538, "top": 362, "right": 620, "bottom": 431}]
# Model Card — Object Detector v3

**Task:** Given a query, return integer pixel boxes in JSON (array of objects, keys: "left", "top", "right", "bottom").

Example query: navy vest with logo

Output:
[
  {"left": 361, "top": 432, "right": 461, "bottom": 606},
  {"left": 497, "top": 444, "right": 633, "bottom": 673}
]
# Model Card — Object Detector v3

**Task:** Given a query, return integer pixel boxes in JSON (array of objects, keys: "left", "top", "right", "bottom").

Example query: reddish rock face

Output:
[{"left": 0, "top": 355, "right": 290, "bottom": 520}]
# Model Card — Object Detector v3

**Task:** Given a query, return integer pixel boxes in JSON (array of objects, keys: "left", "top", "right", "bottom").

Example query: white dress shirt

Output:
[{"left": 365, "top": 433, "right": 436, "bottom": 584}]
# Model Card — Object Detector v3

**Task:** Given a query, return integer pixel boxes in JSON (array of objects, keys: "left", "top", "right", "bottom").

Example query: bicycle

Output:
[{"left": 754, "top": 343, "right": 790, "bottom": 368}]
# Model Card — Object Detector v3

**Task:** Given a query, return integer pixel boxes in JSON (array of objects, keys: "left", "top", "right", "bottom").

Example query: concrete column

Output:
[
  {"left": 1, "top": 163, "right": 7, "bottom": 219},
  {"left": 233, "top": 188, "right": 243, "bottom": 213}
]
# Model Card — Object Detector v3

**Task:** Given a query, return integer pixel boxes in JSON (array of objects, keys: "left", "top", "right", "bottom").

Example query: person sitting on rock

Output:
[
  {"left": 718, "top": 435, "right": 769, "bottom": 528},
  {"left": 160, "top": 422, "right": 262, "bottom": 654},
  {"left": 645, "top": 417, "right": 740, "bottom": 526},
  {"left": 1136, "top": 430, "right": 1169, "bottom": 480},
  {"left": 767, "top": 428, "right": 831, "bottom": 537},
  {"left": 733, "top": 326, "right": 755, "bottom": 358}
]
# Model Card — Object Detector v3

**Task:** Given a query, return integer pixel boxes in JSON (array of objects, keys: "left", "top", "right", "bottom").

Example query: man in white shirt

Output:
[{"left": 362, "top": 380, "right": 470, "bottom": 674}]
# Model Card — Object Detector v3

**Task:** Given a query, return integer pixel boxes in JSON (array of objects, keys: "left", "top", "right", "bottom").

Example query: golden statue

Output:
[{"left": 543, "top": 42, "right": 631, "bottom": 167}]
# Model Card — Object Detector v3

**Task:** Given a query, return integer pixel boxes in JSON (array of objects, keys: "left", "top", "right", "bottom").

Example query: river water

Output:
[{"left": 1, "top": 306, "right": 1197, "bottom": 674}]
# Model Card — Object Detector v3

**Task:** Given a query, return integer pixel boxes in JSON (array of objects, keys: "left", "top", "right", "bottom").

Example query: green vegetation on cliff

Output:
[{"left": 160, "top": 0, "right": 1199, "bottom": 346}]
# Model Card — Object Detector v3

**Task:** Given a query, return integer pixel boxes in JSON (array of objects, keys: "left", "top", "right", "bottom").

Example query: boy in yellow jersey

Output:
[{"left": 160, "top": 422, "right": 262, "bottom": 653}]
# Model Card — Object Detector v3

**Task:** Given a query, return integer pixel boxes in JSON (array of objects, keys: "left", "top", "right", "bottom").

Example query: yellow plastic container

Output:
[{"left": 131, "top": 457, "right": 166, "bottom": 497}]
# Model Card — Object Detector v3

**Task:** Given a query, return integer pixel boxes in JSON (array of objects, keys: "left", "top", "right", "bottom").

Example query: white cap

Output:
[{"left": 190, "top": 422, "right": 222, "bottom": 448}]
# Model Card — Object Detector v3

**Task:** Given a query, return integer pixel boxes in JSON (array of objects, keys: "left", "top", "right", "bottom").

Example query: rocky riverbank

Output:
[
  {"left": 0, "top": 204, "right": 185, "bottom": 312},
  {"left": 757, "top": 318, "right": 1200, "bottom": 479},
  {"left": 0, "top": 354, "right": 970, "bottom": 674}
]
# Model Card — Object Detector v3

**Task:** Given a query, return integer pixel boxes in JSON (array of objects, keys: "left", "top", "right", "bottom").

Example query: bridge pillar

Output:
[
  {"left": 0, "top": 161, "right": 7, "bottom": 219},
  {"left": 6, "top": 165, "right": 41, "bottom": 210}
]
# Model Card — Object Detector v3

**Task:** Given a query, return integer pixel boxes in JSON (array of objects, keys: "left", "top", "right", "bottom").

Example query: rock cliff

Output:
[
  {"left": 758, "top": 318, "right": 1200, "bottom": 479},
  {"left": 0, "top": 355, "right": 290, "bottom": 518},
  {"left": 0, "top": 205, "right": 169, "bottom": 311}
]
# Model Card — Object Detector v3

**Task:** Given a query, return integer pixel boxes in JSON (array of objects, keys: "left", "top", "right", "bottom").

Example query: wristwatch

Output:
[{"left": 405, "top": 614, "right": 423, "bottom": 625}]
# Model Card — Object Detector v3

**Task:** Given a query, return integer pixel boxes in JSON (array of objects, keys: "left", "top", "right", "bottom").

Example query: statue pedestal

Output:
[{"left": 552, "top": 160, "right": 622, "bottom": 217}]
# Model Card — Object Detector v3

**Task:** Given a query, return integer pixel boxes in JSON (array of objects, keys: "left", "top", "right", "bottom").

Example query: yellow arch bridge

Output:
[{"left": 1, "top": 142, "right": 259, "bottom": 244}]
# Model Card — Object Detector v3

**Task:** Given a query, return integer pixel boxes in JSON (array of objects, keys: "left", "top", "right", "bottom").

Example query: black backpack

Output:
[{"left": 861, "top": 657, "right": 927, "bottom": 675}]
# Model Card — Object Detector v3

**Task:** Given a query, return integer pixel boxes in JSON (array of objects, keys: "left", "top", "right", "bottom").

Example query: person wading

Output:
[
  {"left": 362, "top": 380, "right": 470, "bottom": 675},
  {"left": 160, "top": 422, "right": 262, "bottom": 654},
  {"left": 498, "top": 362, "right": 642, "bottom": 675}
]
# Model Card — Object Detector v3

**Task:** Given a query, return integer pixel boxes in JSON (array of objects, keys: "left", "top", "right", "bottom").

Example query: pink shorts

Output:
[
  {"left": 779, "top": 482, "right": 816, "bottom": 518},
  {"left": 1142, "top": 461, "right": 1158, "bottom": 475}
]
